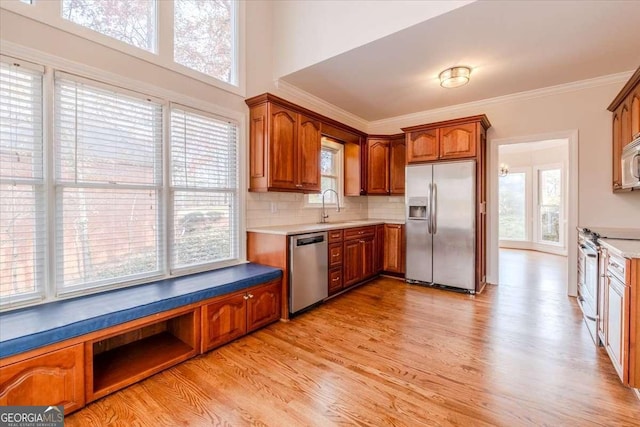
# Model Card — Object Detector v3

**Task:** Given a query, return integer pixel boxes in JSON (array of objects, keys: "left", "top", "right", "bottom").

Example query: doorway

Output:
[{"left": 488, "top": 131, "right": 578, "bottom": 296}]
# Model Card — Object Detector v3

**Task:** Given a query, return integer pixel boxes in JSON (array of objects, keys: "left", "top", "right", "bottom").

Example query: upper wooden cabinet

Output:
[
  {"left": 608, "top": 66, "right": 640, "bottom": 192},
  {"left": 366, "top": 134, "right": 405, "bottom": 195},
  {"left": 403, "top": 115, "right": 491, "bottom": 164},
  {"left": 246, "top": 93, "right": 367, "bottom": 194}
]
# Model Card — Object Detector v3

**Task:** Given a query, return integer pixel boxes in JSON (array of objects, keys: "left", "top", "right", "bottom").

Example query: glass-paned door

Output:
[
  {"left": 499, "top": 171, "right": 527, "bottom": 241},
  {"left": 537, "top": 167, "right": 562, "bottom": 245}
]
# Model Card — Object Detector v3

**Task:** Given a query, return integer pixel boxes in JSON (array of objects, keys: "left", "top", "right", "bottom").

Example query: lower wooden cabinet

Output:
[
  {"left": 605, "top": 274, "right": 628, "bottom": 381},
  {"left": 0, "top": 344, "right": 85, "bottom": 413},
  {"left": 383, "top": 224, "right": 405, "bottom": 274},
  {"left": 328, "top": 267, "right": 343, "bottom": 295},
  {"left": 202, "top": 280, "right": 281, "bottom": 352}
]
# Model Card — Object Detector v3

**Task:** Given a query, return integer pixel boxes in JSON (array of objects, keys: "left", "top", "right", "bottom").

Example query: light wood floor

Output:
[{"left": 67, "top": 250, "right": 639, "bottom": 426}]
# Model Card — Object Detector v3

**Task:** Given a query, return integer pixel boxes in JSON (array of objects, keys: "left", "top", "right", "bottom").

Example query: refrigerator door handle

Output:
[
  {"left": 428, "top": 183, "right": 433, "bottom": 234},
  {"left": 432, "top": 182, "right": 437, "bottom": 234}
]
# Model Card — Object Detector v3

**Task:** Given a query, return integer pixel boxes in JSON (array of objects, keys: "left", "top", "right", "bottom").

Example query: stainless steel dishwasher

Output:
[{"left": 289, "top": 231, "right": 328, "bottom": 315}]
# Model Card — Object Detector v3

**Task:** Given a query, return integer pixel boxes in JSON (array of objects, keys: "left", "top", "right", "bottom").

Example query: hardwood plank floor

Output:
[{"left": 68, "top": 250, "right": 639, "bottom": 426}]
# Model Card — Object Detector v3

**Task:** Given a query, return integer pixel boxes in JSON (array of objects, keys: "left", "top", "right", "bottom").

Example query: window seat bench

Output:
[{"left": 0, "top": 263, "right": 282, "bottom": 413}]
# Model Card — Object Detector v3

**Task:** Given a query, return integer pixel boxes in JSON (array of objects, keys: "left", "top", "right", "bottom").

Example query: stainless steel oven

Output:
[{"left": 577, "top": 230, "right": 599, "bottom": 345}]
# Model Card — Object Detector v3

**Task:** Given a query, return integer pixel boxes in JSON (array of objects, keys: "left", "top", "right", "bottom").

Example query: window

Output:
[
  {"left": 0, "top": 55, "right": 241, "bottom": 311},
  {"left": 307, "top": 139, "right": 343, "bottom": 205},
  {"left": 174, "top": 0, "right": 235, "bottom": 84},
  {"left": 54, "top": 74, "right": 163, "bottom": 292},
  {"left": 61, "top": 0, "right": 157, "bottom": 53},
  {"left": 537, "top": 167, "right": 562, "bottom": 245},
  {"left": 499, "top": 171, "right": 527, "bottom": 241},
  {"left": 170, "top": 107, "right": 238, "bottom": 270},
  {"left": 0, "top": 60, "right": 45, "bottom": 304}
]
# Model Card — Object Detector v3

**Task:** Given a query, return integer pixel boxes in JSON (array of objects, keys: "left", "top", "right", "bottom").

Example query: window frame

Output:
[
  {"left": 498, "top": 166, "right": 531, "bottom": 243},
  {"left": 0, "top": 0, "right": 244, "bottom": 95},
  {"left": 305, "top": 139, "right": 344, "bottom": 208},
  {"left": 534, "top": 163, "right": 565, "bottom": 248},
  {"left": 0, "top": 53, "right": 245, "bottom": 312}
]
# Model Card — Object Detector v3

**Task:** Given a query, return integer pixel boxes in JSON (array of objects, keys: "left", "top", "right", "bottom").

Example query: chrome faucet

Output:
[{"left": 320, "top": 189, "right": 341, "bottom": 223}]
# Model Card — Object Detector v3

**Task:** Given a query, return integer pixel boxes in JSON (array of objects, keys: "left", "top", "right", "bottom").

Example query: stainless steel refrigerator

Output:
[{"left": 405, "top": 161, "right": 476, "bottom": 292}]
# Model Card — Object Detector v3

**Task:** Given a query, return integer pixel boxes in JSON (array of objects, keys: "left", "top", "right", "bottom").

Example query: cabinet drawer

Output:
[
  {"left": 328, "top": 268, "right": 343, "bottom": 295},
  {"left": 344, "top": 226, "right": 375, "bottom": 240},
  {"left": 329, "top": 243, "right": 343, "bottom": 267},
  {"left": 328, "top": 229, "right": 344, "bottom": 243},
  {"left": 607, "top": 252, "right": 626, "bottom": 283}
]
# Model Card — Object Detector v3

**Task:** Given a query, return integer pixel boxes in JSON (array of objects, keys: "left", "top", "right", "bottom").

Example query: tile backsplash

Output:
[{"left": 246, "top": 192, "right": 405, "bottom": 228}]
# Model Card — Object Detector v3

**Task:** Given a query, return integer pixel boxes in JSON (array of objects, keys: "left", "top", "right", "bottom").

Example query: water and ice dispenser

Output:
[{"left": 407, "top": 197, "right": 428, "bottom": 220}]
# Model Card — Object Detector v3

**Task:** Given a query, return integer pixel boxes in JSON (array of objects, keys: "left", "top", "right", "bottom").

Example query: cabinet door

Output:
[
  {"left": 621, "top": 104, "right": 632, "bottom": 147},
  {"left": 0, "top": 344, "right": 85, "bottom": 414},
  {"left": 631, "top": 93, "right": 640, "bottom": 140},
  {"left": 407, "top": 130, "right": 438, "bottom": 163},
  {"left": 367, "top": 139, "right": 390, "bottom": 194},
  {"left": 597, "top": 249, "right": 608, "bottom": 342},
  {"left": 247, "top": 280, "right": 281, "bottom": 333},
  {"left": 297, "top": 114, "right": 321, "bottom": 191},
  {"left": 329, "top": 242, "right": 343, "bottom": 268},
  {"left": 269, "top": 105, "right": 297, "bottom": 190},
  {"left": 439, "top": 123, "right": 476, "bottom": 159},
  {"left": 202, "top": 293, "right": 247, "bottom": 351},
  {"left": 612, "top": 110, "right": 622, "bottom": 190},
  {"left": 389, "top": 138, "right": 406, "bottom": 195},
  {"left": 375, "top": 224, "right": 384, "bottom": 273},
  {"left": 362, "top": 235, "right": 376, "bottom": 279},
  {"left": 605, "top": 275, "right": 629, "bottom": 383},
  {"left": 343, "top": 239, "right": 363, "bottom": 287},
  {"left": 383, "top": 224, "right": 404, "bottom": 273}
]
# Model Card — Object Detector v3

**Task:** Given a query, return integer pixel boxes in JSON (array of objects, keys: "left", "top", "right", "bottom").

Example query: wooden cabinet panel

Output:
[
  {"left": 297, "top": 114, "right": 321, "bottom": 191},
  {"left": 390, "top": 137, "right": 406, "bottom": 194},
  {"left": 344, "top": 140, "right": 363, "bottom": 196},
  {"left": 269, "top": 105, "right": 297, "bottom": 190},
  {"left": 328, "top": 267, "right": 343, "bottom": 295},
  {"left": 598, "top": 248, "right": 608, "bottom": 342},
  {"left": 249, "top": 104, "right": 267, "bottom": 188},
  {"left": 383, "top": 224, "right": 405, "bottom": 274},
  {"left": 439, "top": 123, "right": 476, "bottom": 159},
  {"left": 632, "top": 94, "right": 640, "bottom": 139},
  {"left": 621, "top": 105, "right": 632, "bottom": 148},
  {"left": 612, "top": 110, "right": 622, "bottom": 190},
  {"left": 328, "top": 229, "right": 343, "bottom": 243},
  {"left": 329, "top": 243, "right": 343, "bottom": 268},
  {"left": 367, "top": 139, "right": 390, "bottom": 194},
  {"left": 0, "top": 344, "right": 84, "bottom": 414},
  {"left": 375, "top": 224, "right": 384, "bottom": 273},
  {"left": 605, "top": 275, "right": 629, "bottom": 382},
  {"left": 407, "top": 129, "right": 438, "bottom": 163},
  {"left": 247, "top": 281, "right": 281, "bottom": 333},
  {"left": 202, "top": 293, "right": 247, "bottom": 351},
  {"left": 344, "top": 226, "right": 375, "bottom": 240},
  {"left": 362, "top": 235, "right": 376, "bottom": 279},
  {"left": 343, "top": 239, "right": 362, "bottom": 287}
]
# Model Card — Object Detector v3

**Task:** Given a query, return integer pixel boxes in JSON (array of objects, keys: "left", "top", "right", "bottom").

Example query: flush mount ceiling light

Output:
[{"left": 439, "top": 66, "right": 471, "bottom": 88}]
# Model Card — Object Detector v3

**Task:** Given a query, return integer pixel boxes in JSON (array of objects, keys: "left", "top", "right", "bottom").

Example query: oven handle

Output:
[
  {"left": 579, "top": 244, "right": 597, "bottom": 257},
  {"left": 577, "top": 296, "right": 598, "bottom": 321}
]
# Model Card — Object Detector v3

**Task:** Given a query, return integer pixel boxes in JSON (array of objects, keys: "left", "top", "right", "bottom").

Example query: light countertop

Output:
[
  {"left": 598, "top": 238, "right": 640, "bottom": 259},
  {"left": 579, "top": 226, "right": 640, "bottom": 240},
  {"left": 247, "top": 219, "right": 405, "bottom": 236}
]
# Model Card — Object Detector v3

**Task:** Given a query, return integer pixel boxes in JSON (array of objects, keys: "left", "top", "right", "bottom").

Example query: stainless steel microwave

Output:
[{"left": 622, "top": 136, "right": 640, "bottom": 190}]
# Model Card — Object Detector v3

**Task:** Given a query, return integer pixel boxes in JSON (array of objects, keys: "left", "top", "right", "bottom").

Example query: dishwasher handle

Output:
[{"left": 295, "top": 235, "right": 325, "bottom": 246}]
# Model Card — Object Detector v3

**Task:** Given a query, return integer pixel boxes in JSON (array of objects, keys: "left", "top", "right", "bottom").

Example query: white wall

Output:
[{"left": 271, "top": 0, "right": 473, "bottom": 79}]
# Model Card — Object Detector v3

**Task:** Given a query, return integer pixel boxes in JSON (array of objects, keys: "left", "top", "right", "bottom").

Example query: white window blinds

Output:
[
  {"left": 170, "top": 107, "right": 238, "bottom": 270},
  {"left": 54, "top": 74, "right": 163, "bottom": 292},
  {"left": 0, "top": 59, "right": 45, "bottom": 304}
]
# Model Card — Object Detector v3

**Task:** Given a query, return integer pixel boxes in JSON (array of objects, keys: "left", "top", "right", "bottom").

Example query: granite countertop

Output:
[
  {"left": 247, "top": 219, "right": 405, "bottom": 236},
  {"left": 598, "top": 238, "right": 640, "bottom": 259}
]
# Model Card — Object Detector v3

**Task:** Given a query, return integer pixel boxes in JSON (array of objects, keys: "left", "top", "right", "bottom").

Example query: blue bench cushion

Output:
[{"left": 0, "top": 263, "right": 282, "bottom": 358}]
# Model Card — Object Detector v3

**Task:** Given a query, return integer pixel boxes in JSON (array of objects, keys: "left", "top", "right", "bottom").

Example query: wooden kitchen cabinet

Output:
[
  {"left": 343, "top": 226, "right": 377, "bottom": 288},
  {"left": 365, "top": 134, "right": 405, "bottom": 195},
  {"left": 597, "top": 247, "right": 608, "bottom": 342},
  {"left": 246, "top": 93, "right": 367, "bottom": 195},
  {"left": 383, "top": 224, "right": 405, "bottom": 274},
  {"left": 0, "top": 344, "right": 85, "bottom": 413},
  {"left": 607, "top": 66, "right": 640, "bottom": 192},
  {"left": 404, "top": 116, "right": 490, "bottom": 164},
  {"left": 605, "top": 272, "right": 629, "bottom": 382},
  {"left": 202, "top": 280, "right": 281, "bottom": 352},
  {"left": 375, "top": 224, "right": 385, "bottom": 273}
]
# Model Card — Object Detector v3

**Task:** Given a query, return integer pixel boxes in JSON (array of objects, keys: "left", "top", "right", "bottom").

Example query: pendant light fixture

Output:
[{"left": 439, "top": 66, "right": 471, "bottom": 88}]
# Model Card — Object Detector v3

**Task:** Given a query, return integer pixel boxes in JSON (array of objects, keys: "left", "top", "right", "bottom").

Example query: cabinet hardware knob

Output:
[
  {"left": 332, "top": 278, "right": 339, "bottom": 282},
  {"left": 295, "top": 184, "right": 302, "bottom": 187},
  {"left": 358, "top": 231, "right": 364, "bottom": 234},
  {"left": 248, "top": 293, "right": 254, "bottom": 298},
  {"left": 243, "top": 295, "right": 249, "bottom": 300},
  {"left": 333, "top": 253, "right": 339, "bottom": 257}
]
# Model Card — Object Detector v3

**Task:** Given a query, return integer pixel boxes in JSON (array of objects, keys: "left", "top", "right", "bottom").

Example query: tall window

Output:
[
  {"left": 0, "top": 56, "right": 241, "bottom": 311},
  {"left": 308, "top": 139, "right": 343, "bottom": 205},
  {"left": 170, "top": 108, "right": 238, "bottom": 270},
  {"left": 54, "top": 74, "right": 163, "bottom": 292},
  {"left": 61, "top": 0, "right": 157, "bottom": 53},
  {"left": 174, "top": 0, "right": 235, "bottom": 84},
  {"left": 537, "top": 168, "right": 562, "bottom": 244},
  {"left": 499, "top": 171, "right": 527, "bottom": 241},
  {"left": 0, "top": 60, "right": 45, "bottom": 304}
]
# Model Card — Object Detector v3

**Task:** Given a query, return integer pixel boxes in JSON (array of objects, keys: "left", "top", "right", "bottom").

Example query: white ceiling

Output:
[{"left": 280, "top": 0, "right": 640, "bottom": 121}]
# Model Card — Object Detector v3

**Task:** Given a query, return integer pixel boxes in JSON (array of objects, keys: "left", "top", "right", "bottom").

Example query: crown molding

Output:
[
  {"left": 369, "top": 70, "right": 634, "bottom": 132},
  {"left": 274, "top": 79, "right": 369, "bottom": 131}
]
